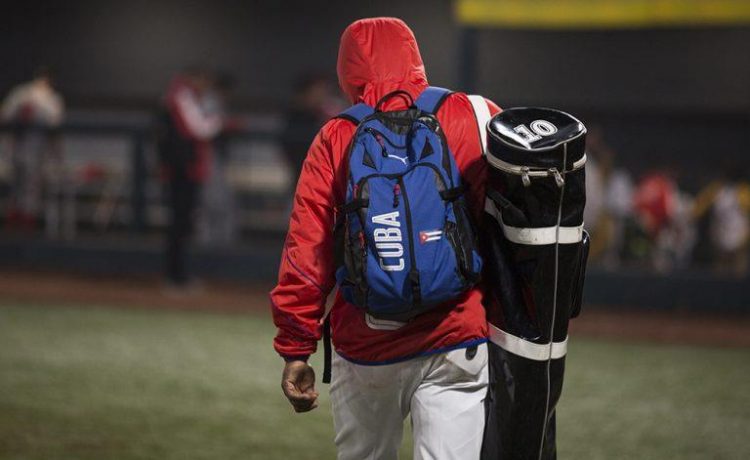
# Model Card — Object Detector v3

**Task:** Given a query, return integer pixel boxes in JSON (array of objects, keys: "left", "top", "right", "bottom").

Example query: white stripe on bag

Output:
[
  {"left": 484, "top": 198, "right": 583, "bottom": 245},
  {"left": 489, "top": 324, "right": 568, "bottom": 361}
]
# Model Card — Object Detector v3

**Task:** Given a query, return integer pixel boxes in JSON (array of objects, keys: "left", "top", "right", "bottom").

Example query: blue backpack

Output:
[{"left": 335, "top": 87, "right": 482, "bottom": 320}]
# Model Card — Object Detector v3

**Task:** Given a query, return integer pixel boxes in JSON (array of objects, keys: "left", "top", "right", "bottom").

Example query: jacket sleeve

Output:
[{"left": 270, "top": 120, "right": 350, "bottom": 361}]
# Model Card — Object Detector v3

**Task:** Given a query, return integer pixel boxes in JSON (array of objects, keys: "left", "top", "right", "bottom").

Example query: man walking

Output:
[
  {"left": 157, "top": 68, "right": 223, "bottom": 289},
  {"left": 271, "top": 18, "right": 500, "bottom": 459},
  {"left": 1, "top": 67, "right": 64, "bottom": 231}
]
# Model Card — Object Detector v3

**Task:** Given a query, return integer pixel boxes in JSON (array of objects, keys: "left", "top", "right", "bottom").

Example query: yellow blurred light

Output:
[{"left": 455, "top": 0, "right": 750, "bottom": 28}]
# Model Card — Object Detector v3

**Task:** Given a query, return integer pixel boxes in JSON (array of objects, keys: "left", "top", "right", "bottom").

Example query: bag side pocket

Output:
[{"left": 569, "top": 229, "right": 590, "bottom": 319}]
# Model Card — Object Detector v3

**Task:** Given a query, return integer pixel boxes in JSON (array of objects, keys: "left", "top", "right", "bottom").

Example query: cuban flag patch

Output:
[{"left": 419, "top": 229, "right": 443, "bottom": 244}]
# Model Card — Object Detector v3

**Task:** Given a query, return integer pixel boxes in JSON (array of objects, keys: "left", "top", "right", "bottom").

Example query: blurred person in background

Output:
[
  {"left": 632, "top": 168, "right": 676, "bottom": 271},
  {"left": 584, "top": 129, "right": 634, "bottom": 269},
  {"left": 1, "top": 67, "right": 64, "bottom": 231},
  {"left": 157, "top": 67, "right": 223, "bottom": 290},
  {"left": 693, "top": 166, "right": 750, "bottom": 277},
  {"left": 281, "top": 74, "right": 341, "bottom": 187},
  {"left": 197, "top": 72, "right": 240, "bottom": 246},
  {"left": 660, "top": 186, "right": 696, "bottom": 271},
  {"left": 582, "top": 128, "right": 609, "bottom": 260},
  {"left": 602, "top": 159, "right": 635, "bottom": 269},
  {"left": 583, "top": 154, "right": 604, "bottom": 243},
  {"left": 633, "top": 167, "right": 693, "bottom": 272}
]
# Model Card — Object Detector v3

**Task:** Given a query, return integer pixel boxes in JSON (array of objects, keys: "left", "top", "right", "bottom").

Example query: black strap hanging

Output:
[{"left": 322, "top": 314, "right": 332, "bottom": 384}]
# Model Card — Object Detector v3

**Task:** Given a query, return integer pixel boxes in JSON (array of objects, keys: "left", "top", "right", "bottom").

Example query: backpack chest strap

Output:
[
  {"left": 439, "top": 184, "right": 466, "bottom": 202},
  {"left": 340, "top": 197, "right": 369, "bottom": 214}
]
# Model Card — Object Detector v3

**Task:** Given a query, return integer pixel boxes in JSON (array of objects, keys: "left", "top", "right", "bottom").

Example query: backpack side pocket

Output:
[{"left": 452, "top": 197, "right": 482, "bottom": 284}]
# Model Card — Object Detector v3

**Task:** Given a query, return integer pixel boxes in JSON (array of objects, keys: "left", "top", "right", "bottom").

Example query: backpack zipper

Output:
[
  {"left": 486, "top": 153, "right": 586, "bottom": 187},
  {"left": 364, "top": 127, "right": 407, "bottom": 150},
  {"left": 429, "top": 122, "right": 456, "bottom": 189},
  {"left": 355, "top": 163, "right": 448, "bottom": 193},
  {"left": 397, "top": 176, "right": 421, "bottom": 307}
]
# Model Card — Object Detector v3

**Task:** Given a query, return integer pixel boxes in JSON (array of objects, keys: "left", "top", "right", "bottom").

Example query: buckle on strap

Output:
[
  {"left": 439, "top": 185, "right": 465, "bottom": 201},
  {"left": 340, "top": 198, "right": 369, "bottom": 214}
]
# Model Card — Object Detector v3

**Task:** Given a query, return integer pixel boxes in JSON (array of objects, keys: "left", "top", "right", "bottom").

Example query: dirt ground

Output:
[{"left": 1, "top": 269, "right": 748, "bottom": 348}]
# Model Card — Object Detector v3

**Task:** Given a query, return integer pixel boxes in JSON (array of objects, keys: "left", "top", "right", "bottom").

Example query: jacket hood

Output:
[{"left": 337, "top": 17, "right": 429, "bottom": 107}]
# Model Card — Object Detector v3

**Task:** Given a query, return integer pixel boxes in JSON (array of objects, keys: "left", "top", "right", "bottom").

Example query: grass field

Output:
[{"left": 0, "top": 303, "right": 748, "bottom": 460}]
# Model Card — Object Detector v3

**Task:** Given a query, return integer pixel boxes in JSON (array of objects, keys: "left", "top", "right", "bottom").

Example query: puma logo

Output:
[{"left": 386, "top": 154, "right": 408, "bottom": 165}]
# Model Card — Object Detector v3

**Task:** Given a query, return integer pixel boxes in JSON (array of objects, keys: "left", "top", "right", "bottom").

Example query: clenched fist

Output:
[{"left": 281, "top": 360, "right": 319, "bottom": 413}]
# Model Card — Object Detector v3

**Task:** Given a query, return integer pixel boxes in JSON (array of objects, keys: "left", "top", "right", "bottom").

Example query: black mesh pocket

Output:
[
  {"left": 569, "top": 230, "right": 590, "bottom": 319},
  {"left": 343, "top": 225, "right": 368, "bottom": 307},
  {"left": 452, "top": 198, "right": 481, "bottom": 284}
]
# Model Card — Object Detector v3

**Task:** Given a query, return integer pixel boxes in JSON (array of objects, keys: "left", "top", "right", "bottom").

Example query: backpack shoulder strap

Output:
[
  {"left": 414, "top": 86, "right": 453, "bottom": 114},
  {"left": 335, "top": 103, "right": 374, "bottom": 125},
  {"left": 467, "top": 95, "right": 492, "bottom": 156}
]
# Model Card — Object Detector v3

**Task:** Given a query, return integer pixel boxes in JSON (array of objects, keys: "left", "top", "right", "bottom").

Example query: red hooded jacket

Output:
[{"left": 271, "top": 18, "right": 500, "bottom": 364}]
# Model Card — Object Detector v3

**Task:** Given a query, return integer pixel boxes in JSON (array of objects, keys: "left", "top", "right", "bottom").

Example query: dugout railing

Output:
[{"left": 0, "top": 119, "right": 291, "bottom": 239}]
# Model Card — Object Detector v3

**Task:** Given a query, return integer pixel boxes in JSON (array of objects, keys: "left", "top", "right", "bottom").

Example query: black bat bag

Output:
[{"left": 480, "top": 108, "right": 589, "bottom": 460}]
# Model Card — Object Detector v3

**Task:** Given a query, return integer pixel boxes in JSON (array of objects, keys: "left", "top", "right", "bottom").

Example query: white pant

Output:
[{"left": 330, "top": 343, "right": 489, "bottom": 460}]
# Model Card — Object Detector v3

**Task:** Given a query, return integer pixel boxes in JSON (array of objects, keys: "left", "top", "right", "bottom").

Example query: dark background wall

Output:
[
  {"left": 2, "top": 1, "right": 459, "bottom": 108},
  {"left": 5, "top": 1, "right": 749, "bottom": 111},
  {"left": 478, "top": 27, "right": 750, "bottom": 112},
  {"left": 4, "top": 0, "right": 749, "bottom": 185}
]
